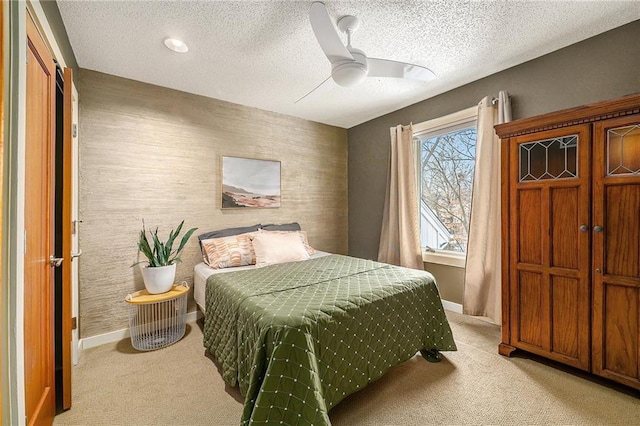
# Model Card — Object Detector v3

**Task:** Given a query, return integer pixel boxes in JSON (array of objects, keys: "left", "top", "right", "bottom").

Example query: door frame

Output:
[
  {"left": 0, "top": 0, "right": 5, "bottom": 420},
  {"left": 3, "top": 2, "right": 77, "bottom": 423},
  {"left": 70, "top": 84, "right": 79, "bottom": 367},
  {"left": 5, "top": 3, "right": 29, "bottom": 423}
]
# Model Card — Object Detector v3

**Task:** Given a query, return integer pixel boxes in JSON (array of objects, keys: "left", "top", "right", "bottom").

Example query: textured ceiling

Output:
[{"left": 57, "top": 1, "right": 640, "bottom": 129}]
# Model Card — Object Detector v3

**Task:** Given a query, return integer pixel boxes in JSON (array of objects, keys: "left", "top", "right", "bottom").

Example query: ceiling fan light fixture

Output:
[
  {"left": 301, "top": 2, "right": 435, "bottom": 102},
  {"left": 163, "top": 37, "right": 188, "bottom": 53},
  {"left": 331, "top": 62, "right": 368, "bottom": 87}
]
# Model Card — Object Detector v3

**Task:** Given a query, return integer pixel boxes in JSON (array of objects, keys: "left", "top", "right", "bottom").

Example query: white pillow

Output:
[
  {"left": 252, "top": 232, "right": 310, "bottom": 268},
  {"left": 258, "top": 229, "right": 317, "bottom": 255}
]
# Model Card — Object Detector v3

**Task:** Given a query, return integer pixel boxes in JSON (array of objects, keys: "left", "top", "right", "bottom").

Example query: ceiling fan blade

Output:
[
  {"left": 295, "top": 75, "right": 332, "bottom": 104},
  {"left": 310, "top": 2, "right": 353, "bottom": 64},
  {"left": 368, "top": 58, "right": 436, "bottom": 82}
]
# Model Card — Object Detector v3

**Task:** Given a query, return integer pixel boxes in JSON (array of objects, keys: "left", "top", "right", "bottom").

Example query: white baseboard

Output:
[
  {"left": 79, "top": 310, "right": 203, "bottom": 351},
  {"left": 81, "top": 327, "right": 131, "bottom": 350},
  {"left": 76, "top": 341, "right": 83, "bottom": 365},
  {"left": 441, "top": 299, "right": 463, "bottom": 314}
]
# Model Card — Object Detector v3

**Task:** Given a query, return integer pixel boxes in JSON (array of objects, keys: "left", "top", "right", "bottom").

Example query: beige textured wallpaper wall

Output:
[{"left": 77, "top": 70, "right": 348, "bottom": 338}]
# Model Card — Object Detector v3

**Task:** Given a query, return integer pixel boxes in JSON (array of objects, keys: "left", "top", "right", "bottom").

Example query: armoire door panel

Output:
[
  {"left": 517, "top": 271, "right": 544, "bottom": 348},
  {"left": 550, "top": 276, "right": 580, "bottom": 359},
  {"left": 593, "top": 114, "right": 640, "bottom": 390},
  {"left": 505, "top": 124, "right": 591, "bottom": 369},
  {"left": 518, "top": 189, "right": 542, "bottom": 265},
  {"left": 550, "top": 187, "right": 580, "bottom": 270},
  {"left": 602, "top": 283, "right": 638, "bottom": 380},
  {"left": 604, "top": 184, "right": 640, "bottom": 278}
]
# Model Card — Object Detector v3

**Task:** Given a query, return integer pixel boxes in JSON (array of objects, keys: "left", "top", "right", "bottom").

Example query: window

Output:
[{"left": 413, "top": 107, "right": 478, "bottom": 267}]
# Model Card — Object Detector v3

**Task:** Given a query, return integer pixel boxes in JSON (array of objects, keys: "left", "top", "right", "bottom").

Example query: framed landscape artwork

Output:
[{"left": 221, "top": 156, "right": 281, "bottom": 208}]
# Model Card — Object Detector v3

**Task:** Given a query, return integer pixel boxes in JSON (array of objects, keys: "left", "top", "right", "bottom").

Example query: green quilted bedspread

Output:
[{"left": 203, "top": 254, "right": 456, "bottom": 425}]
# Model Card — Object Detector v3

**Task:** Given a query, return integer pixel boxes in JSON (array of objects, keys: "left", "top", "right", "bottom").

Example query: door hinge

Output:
[
  {"left": 72, "top": 123, "right": 77, "bottom": 137},
  {"left": 71, "top": 317, "right": 77, "bottom": 330},
  {"left": 73, "top": 219, "right": 83, "bottom": 235}
]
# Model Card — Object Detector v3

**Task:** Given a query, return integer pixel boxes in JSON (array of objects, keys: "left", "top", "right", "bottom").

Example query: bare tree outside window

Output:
[{"left": 418, "top": 126, "right": 476, "bottom": 252}]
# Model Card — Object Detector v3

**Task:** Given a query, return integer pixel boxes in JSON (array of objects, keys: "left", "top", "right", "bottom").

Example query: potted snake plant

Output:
[{"left": 132, "top": 220, "right": 198, "bottom": 294}]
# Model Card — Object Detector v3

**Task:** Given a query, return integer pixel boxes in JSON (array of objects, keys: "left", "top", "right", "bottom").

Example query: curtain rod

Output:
[{"left": 491, "top": 93, "right": 511, "bottom": 105}]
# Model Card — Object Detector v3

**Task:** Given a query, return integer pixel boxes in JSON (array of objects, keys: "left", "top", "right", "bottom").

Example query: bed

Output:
[{"left": 196, "top": 247, "right": 456, "bottom": 425}]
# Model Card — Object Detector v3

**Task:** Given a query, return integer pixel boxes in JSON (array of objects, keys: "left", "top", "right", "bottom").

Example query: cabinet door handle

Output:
[
  {"left": 593, "top": 225, "right": 603, "bottom": 233},
  {"left": 579, "top": 225, "right": 588, "bottom": 232}
]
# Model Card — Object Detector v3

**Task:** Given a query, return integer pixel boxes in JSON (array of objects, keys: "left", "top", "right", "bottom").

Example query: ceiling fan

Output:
[{"left": 296, "top": 1, "right": 436, "bottom": 102}]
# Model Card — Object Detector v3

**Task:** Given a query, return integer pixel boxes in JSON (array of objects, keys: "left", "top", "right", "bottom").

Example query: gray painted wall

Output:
[
  {"left": 77, "top": 70, "right": 348, "bottom": 338},
  {"left": 39, "top": 0, "right": 78, "bottom": 73},
  {"left": 348, "top": 20, "right": 640, "bottom": 304}
]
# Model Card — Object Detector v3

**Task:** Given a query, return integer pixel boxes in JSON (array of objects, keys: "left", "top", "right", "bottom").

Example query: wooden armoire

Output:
[{"left": 496, "top": 93, "right": 640, "bottom": 391}]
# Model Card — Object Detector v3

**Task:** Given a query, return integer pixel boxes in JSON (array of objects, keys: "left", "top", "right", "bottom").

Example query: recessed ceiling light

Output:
[{"left": 163, "top": 37, "right": 188, "bottom": 53}]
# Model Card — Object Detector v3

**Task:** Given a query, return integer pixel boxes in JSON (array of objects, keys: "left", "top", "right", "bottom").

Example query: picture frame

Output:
[{"left": 221, "top": 156, "right": 281, "bottom": 209}]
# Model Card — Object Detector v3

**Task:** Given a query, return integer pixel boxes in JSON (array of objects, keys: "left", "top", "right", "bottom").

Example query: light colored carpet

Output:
[{"left": 54, "top": 311, "right": 640, "bottom": 425}]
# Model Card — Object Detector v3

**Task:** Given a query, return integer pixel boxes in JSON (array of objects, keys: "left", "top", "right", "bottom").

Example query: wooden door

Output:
[
  {"left": 0, "top": 1, "right": 4, "bottom": 419},
  {"left": 25, "top": 10, "right": 56, "bottom": 425},
  {"left": 508, "top": 124, "right": 591, "bottom": 370},
  {"left": 61, "top": 67, "right": 74, "bottom": 410},
  {"left": 592, "top": 115, "right": 640, "bottom": 390}
]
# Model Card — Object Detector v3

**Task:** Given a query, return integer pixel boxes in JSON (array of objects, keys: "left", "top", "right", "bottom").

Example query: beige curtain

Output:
[
  {"left": 378, "top": 124, "right": 423, "bottom": 270},
  {"left": 463, "top": 91, "right": 511, "bottom": 324}
]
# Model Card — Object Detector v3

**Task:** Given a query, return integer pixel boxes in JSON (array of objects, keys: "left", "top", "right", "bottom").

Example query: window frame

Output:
[{"left": 414, "top": 106, "right": 478, "bottom": 268}]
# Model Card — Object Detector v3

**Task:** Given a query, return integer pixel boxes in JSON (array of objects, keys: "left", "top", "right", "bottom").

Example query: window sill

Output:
[{"left": 422, "top": 251, "right": 466, "bottom": 269}]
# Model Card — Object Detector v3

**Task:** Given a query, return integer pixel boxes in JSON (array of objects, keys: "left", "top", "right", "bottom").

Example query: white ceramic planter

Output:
[{"left": 140, "top": 263, "right": 176, "bottom": 294}]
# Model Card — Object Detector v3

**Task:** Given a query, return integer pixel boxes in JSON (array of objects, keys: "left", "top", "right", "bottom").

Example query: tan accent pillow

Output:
[
  {"left": 251, "top": 232, "right": 310, "bottom": 268},
  {"left": 201, "top": 233, "right": 256, "bottom": 269},
  {"left": 259, "top": 229, "right": 317, "bottom": 255}
]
